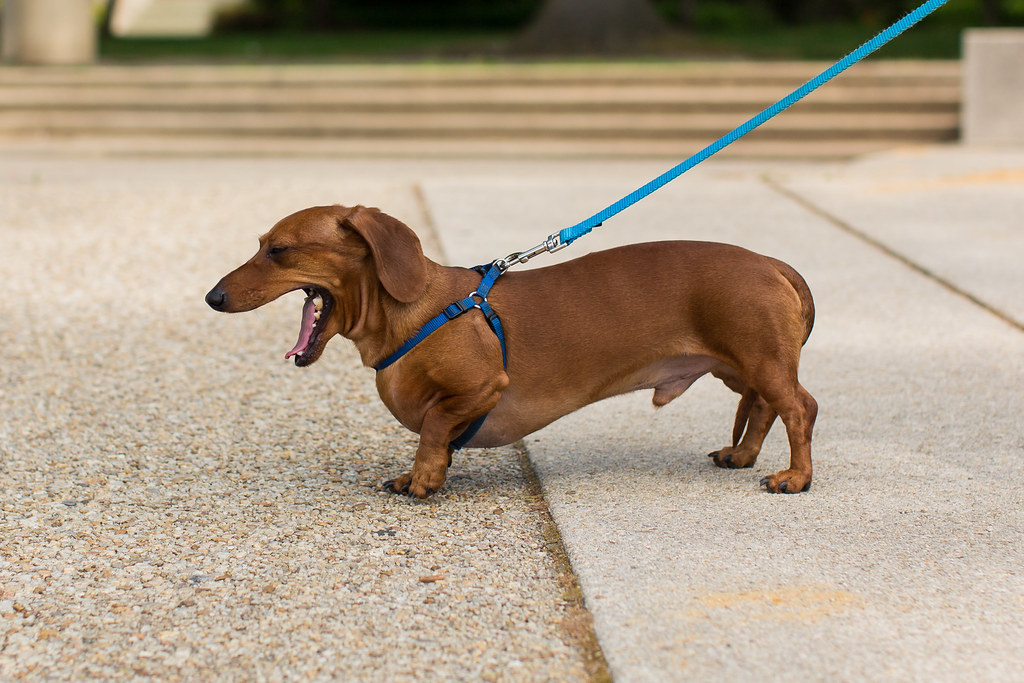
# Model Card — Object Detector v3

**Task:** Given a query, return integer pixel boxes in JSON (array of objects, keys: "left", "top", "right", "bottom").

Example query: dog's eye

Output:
[{"left": 267, "top": 245, "right": 290, "bottom": 258}]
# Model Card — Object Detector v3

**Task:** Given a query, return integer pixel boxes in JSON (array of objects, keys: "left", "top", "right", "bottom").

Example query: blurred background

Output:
[
  {"left": 0, "top": 0, "right": 1021, "bottom": 157},
  {"left": 87, "top": 0, "right": 1024, "bottom": 59},
  {"left": 12, "top": 0, "right": 1010, "bottom": 59}
]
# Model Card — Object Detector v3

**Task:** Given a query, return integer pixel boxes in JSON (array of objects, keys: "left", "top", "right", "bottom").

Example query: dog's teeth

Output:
[{"left": 313, "top": 294, "right": 323, "bottom": 311}]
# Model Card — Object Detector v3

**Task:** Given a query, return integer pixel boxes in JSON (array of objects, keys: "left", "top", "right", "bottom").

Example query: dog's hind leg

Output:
[
  {"left": 708, "top": 384, "right": 779, "bottom": 470},
  {"left": 757, "top": 381, "right": 817, "bottom": 493}
]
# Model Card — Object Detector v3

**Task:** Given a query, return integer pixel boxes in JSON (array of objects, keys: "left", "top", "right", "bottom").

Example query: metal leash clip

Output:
[{"left": 495, "top": 232, "right": 568, "bottom": 273}]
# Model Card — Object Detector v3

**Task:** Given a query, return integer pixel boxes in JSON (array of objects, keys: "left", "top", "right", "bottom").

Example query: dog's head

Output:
[{"left": 205, "top": 204, "right": 427, "bottom": 366}]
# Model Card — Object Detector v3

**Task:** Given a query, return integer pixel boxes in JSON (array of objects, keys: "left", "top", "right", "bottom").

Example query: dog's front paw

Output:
[
  {"left": 382, "top": 469, "right": 444, "bottom": 499},
  {"left": 759, "top": 469, "right": 811, "bottom": 494},
  {"left": 382, "top": 473, "right": 413, "bottom": 496}
]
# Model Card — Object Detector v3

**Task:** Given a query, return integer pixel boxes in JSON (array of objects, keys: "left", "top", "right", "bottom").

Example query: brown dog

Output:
[{"left": 206, "top": 205, "right": 817, "bottom": 498}]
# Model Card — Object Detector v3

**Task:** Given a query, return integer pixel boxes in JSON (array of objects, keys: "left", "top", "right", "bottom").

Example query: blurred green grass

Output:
[
  {"left": 691, "top": 21, "right": 964, "bottom": 59},
  {"left": 99, "top": 21, "right": 966, "bottom": 63}
]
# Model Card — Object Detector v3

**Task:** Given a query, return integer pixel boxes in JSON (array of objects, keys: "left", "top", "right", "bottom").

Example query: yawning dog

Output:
[{"left": 206, "top": 205, "right": 817, "bottom": 498}]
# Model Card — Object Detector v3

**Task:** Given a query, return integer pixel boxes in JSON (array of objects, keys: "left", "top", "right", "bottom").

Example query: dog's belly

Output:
[{"left": 464, "top": 354, "right": 720, "bottom": 448}]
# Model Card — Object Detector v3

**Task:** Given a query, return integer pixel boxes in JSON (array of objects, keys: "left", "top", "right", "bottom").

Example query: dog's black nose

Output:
[{"left": 205, "top": 286, "right": 227, "bottom": 311}]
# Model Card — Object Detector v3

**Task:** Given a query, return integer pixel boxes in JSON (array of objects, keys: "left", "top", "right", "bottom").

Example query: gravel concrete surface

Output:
[{"left": 0, "top": 159, "right": 595, "bottom": 681}]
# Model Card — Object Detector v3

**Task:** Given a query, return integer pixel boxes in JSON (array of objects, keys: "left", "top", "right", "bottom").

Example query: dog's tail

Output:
[
  {"left": 731, "top": 388, "right": 757, "bottom": 447},
  {"left": 770, "top": 257, "right": 815, "bottom": 345}
]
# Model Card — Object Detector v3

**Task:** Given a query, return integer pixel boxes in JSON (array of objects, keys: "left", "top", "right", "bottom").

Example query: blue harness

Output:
[{"left": 373, "top": 262, "right": 507, "bottom": 450}]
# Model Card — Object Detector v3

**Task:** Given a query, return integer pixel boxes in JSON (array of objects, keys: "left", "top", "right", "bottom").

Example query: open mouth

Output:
[{"left": 285, "top": 287, "right": 334, "bottom": 367}]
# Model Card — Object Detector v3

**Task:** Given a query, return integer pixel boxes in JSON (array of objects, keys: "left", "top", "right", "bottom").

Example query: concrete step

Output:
[
  {"left": 0, "top": 61, "right": 961, "bottom": 158},
  {"left": 0, "top": 60, "right": 961, "bottom": 85},
  {"left": 0, "top": 109, "right": 957, "bottom": 139},
  {"left": 0, "top": 134, "right": 918, "bottom": 159},
  {"left": 0, "top": 83, "right": 959, "bottom": 111}
]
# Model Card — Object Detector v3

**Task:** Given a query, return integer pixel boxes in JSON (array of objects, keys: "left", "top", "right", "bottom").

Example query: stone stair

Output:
[{"left": 0, "top": 60, "right": 960, "bottom": 158}]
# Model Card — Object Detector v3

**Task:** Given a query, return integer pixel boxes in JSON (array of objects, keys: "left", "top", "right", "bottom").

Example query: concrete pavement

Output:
[
  {"left": 1, "top": 144, "right": 1021, "bottom": 680},
  {"left": 426, "top": 145, "right": 1024, "bottom": 681}
]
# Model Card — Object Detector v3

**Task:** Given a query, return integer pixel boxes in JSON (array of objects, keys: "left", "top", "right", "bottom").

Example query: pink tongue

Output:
[{"left": 285, "top": 296, "right": 317, "bottom": 359}]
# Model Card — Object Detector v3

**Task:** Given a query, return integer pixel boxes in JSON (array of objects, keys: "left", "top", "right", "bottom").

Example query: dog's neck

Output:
[{"left": 343, "top": 259, "right": 453, "bottom": 369}]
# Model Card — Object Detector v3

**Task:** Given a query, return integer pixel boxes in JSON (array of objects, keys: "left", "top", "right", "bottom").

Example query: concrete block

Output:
[
  {"left": 1, "top": 0, "right": 96, "bottom": 65},
  {"left": 0, "top": 0, "right": 21, "bottom": 61},
  {"left": 110, "top": 0, "right": 245, "bottom": 37},
  {"left": 962, "top": 29, "right": 1024, "bottom": 145}
]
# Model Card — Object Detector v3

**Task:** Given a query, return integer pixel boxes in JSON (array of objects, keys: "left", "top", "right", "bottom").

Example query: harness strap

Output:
[
  {"left": 449, "top": 413, "right": 488, "bottom": 450},
  {"left": 373, "top": 263, "right": 507, "bottom": 450},
  {"left": 374, "top": 263, "right": 505, "bottom": 371}
]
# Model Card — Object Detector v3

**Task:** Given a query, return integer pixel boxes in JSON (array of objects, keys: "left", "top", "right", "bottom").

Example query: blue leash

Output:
[
  {"left": 374, "top": 0, "right": 948, "bottom": 450},
  {"left": 496, "top": 0, "right": 950, "bottom": 270}
]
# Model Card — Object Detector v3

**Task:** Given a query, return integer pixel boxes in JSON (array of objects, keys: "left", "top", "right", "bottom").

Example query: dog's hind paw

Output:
[
  {"left": 708, "top": 447, "right": 757, "bottom": 469},
  {"left": 760, "top": 469, "right": 811, "bottom": 493}
]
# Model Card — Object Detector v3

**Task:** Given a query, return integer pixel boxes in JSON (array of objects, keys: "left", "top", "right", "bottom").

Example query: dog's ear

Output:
[{"left": 340, "top": 206, "right": 427, "bottom": 303}]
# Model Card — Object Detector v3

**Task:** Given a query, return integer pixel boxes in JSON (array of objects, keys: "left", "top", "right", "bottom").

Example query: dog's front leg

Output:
[
  {"left": 383, "top": 391, "right": 499, "bottom": 498},
  {"left": 384, "top": 411, "right": 454, "bottom": 499}
]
